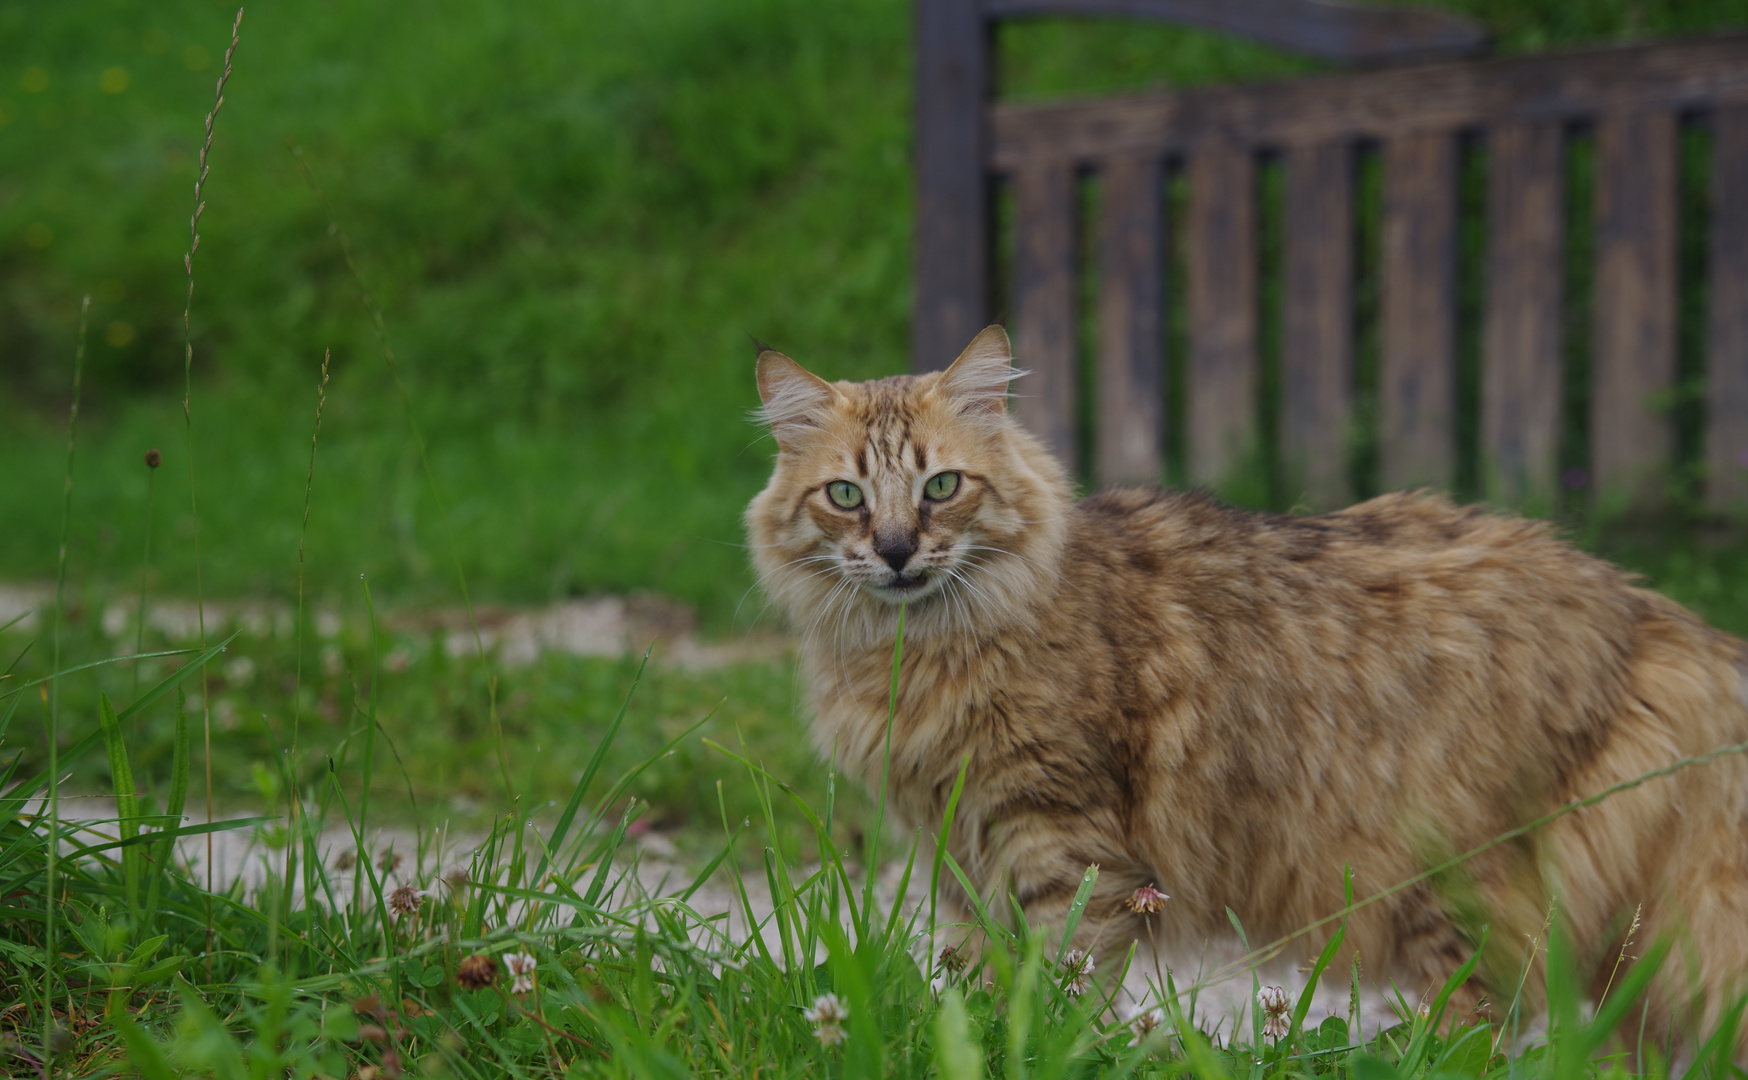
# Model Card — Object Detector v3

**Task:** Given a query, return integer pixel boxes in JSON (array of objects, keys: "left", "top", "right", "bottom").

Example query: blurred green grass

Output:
[{"left": 3, "top": 0, "right": 1747, "bottom": 634}]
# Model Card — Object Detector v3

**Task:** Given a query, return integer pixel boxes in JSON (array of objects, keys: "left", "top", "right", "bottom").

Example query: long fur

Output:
[{"left": 745, "top": 326, "right": 1748, "bottom": 1042}]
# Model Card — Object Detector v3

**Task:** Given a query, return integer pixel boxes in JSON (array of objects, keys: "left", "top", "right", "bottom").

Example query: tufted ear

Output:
[
  {"left": 938, "top": 325, "right": 1020, "bottom": 415},
  {"left": 755, "top": 348, "right": 839, "bottom": 450}
]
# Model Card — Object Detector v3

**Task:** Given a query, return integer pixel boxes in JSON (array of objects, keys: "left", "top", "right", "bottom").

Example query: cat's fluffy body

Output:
[{"left": 746, "top": 326, "right": 1748, "bottom": 1036}]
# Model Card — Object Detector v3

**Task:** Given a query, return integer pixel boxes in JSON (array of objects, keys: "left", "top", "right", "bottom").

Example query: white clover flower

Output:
[
  {"left": 803, "top": 992, "right": 849, "bottom": 1046},
  {"left": 1257, "top": 985, "right": 1291, "bottom": 1039},
  {"left": 1061, "top": 949, "right": 1095, "bottom": 997},
  {"left": 1131, "top": 1007, "right": 1167, "bottom": 1038},
  {"left": 504, "top": 951, "right": 537, "bottom": 994},
  {"left": 388, "top": 885, "right": 425, "bottom": 917}
]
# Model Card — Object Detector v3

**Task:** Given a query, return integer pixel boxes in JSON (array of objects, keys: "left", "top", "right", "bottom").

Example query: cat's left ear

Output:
[
  {"left": 939, "top": 325, "right": 1020, "bottom": 415},
  {"left": 755, "top": 348, "right": 840, "bottom": 451}
]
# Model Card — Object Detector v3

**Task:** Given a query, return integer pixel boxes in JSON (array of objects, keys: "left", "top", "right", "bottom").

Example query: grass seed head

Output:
[{"left": 144, "top": 447, "right": 162, "bottom": 469}]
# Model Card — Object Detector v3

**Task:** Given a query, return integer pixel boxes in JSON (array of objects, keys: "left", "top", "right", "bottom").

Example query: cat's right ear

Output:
[
  {"left": 755, "top": 349, "right": 839, "bottom": 451},
  {"left": 939, "top": 325, "right": 1020, "bottom": 416}
]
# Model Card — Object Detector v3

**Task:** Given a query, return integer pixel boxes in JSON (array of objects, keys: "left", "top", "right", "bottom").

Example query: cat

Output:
[{"left": 745, "top": 324, "right": 1748, "bottom": 1040}]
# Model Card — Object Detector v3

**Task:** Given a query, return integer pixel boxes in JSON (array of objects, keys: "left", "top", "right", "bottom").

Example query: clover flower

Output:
[
  {"left": 504, "top": 951, "right": 537, "bottom": 994},
  {"left": 1257, "top": 985, "right": 1291, "bottom": 1039},
  {"left": 1132, "top": 1008, "right": 1166, "bottom": 1038},
  {"left": 388, "top": 885, "right": 425, "bottom": 917},
  {"left": 1061, "top": 949, "right": 1095, "bottom": 997},
  {"left": 938, "top": 944, "right": 968, "bottom": 975},
  {"left": 1125, "top": 884, "right": 1170, "bottom": 915},
  {"left": 803, "top": 992, "right": 849, "bottom": 1046},
  {"left": 456, "top": 953, "right": 496, "bottom": 990}
]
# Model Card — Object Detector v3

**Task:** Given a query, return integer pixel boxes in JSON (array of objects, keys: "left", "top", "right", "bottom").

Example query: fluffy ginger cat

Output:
[{"left": 745, "top": 325, "right": 1748, "bottom": 1037}]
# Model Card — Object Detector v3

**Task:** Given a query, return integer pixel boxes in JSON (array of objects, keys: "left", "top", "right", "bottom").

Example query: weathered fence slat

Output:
[
  {"left": 1012, "top": 161, "right": 1080, "bottom": 469},
  {"left": 1709, "top": 105, "right": 1748, "bottom": 511},
  {"left": 1482, "top": 121, "right": 1565, "bottom": 506},
  {"left": 1381, "top": 131, "right": 1457, "bottom": 490},
  {"left": 1283, "top": 139, "right": 1354, "bottom": 508},
  {"left": 1187, "top": 140, "right": 1257, "bottom": 487},
  {"left": 1593, "top": 108, "right": 1677, "bottom": 506},
  {"left": 913, "top": 0, "right": 989, "bottom": 372},
  {"left": 989, "top": 36, "right": 1748, "bottom": 169},
  {"left": 1096, "top": 154, "right": 1165, "bottom": 485}
]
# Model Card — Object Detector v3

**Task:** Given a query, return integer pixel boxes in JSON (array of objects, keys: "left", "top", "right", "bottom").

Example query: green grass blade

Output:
[
  {"left": 928, "top": 753, "right": 971, "bottom": 979},
  {"left": 1054, "top": 863, "right": 1099, "bottom": 965},
  {"left": 98, "top": 693, "right": 143, "bottom": 912},
  {"left": 537, "top": 647, "right": 650, "bottom": 883}
]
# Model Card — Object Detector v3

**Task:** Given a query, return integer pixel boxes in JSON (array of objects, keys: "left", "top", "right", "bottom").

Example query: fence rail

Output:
[{"left": 915, "top": 6, "right": 1748, "bottom": 513}]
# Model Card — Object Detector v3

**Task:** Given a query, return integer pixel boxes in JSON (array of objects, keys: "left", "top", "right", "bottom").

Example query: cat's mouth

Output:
[{"left": 872, "top": 571, "right": 936, "bottom": 600}]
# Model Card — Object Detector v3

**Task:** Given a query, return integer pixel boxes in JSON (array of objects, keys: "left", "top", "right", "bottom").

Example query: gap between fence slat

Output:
[{"left": 1482, "top": 122, "right": 1565, "bottom": 508}]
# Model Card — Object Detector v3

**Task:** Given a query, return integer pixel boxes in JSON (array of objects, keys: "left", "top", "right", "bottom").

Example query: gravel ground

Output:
[{"left": 36, "top": 793, "right": 1404, "bottom": 1038}]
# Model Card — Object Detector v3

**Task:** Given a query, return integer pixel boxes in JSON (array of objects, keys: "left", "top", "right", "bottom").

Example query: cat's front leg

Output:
[{"left": 986, "top": 807, "right": 1159, "bottom": 962}]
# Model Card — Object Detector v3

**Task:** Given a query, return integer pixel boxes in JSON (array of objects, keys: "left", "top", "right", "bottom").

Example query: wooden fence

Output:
[{"left": 913, "top": 0, "right": 1748, "bottom": 512}]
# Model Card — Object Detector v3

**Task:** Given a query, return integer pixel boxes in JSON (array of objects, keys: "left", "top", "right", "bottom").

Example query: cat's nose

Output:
[{"left": 875, "top": 533, "right": 918, "bottom": 572}]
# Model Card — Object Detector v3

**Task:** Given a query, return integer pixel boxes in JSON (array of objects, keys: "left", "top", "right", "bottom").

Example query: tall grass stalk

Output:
[
  {"left": 288, "top": 143, "right": 515, "bottom": 801},
  {"left": 177, "top": 10, "right": 243, "bottom": 951},
  {"left": 281, "top": 350, "right": 330, "bottom": 951},
  {"left": 130, "top": 447, "right": 160, "bottom": 703},
  {"left": 863, "top": 597, "right": 905, "bottom": 928},
  {"left": 41, "top": 293, "right": 87, "bottom": 1079}
]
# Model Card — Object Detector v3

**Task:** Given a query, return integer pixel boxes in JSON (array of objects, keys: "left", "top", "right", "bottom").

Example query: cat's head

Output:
[{"left": 745, "top": 326, "right": 1071, "bottom": 649}]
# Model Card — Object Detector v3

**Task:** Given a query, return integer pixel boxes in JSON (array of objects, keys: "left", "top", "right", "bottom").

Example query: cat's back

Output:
[
  {"left": 1053, "top": 487, "right": 1656, "bottom": 756},
  {"left": 1066, "top": 486, "right": 1641, "bottom": 635}
]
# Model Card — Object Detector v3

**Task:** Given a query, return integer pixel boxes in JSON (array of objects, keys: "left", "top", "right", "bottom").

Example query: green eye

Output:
[
  {"left": 826, "top": 480, "right": 863, "bottom": 509},
  {"left": 924, "top": 472, "right": 960, "bottom": 500}
]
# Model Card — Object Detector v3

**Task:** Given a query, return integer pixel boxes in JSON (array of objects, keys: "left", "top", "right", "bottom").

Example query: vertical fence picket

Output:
[
  {"left": 1593, "top": 108, "right": 1678, "bottom": 508},
  {"left": 1709, "top": 105, "right": 1748, "bottom": 512},
  {"left": 1482, "top": 122, "right": 1565, "bottom": 506},
  {"left": 1187, "top": 139, "right": 1258, "bottom": 489},
  {"left": 1284, "top": 140, "right": 1354, "bottom": 508},
  {"left": 1380, "top": 130, "right": 1458, "bottom": 491},
  {"left": 1096, "top": 154, "right": 1165, "bottom": 486},
  {"left": 1013, "top": 160, "right": 1080, "bottom": 470},
  {"left": 973, "top": 33, "right": 1748, "bottom": 515},
  {"left": 912, "top": 0, "right": 989, "bottom": 372}
]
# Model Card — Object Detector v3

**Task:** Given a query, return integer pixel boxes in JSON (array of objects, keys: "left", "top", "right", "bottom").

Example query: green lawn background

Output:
[{"left": 3, "top": 0, "right": 1747, "bottom": 632}]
